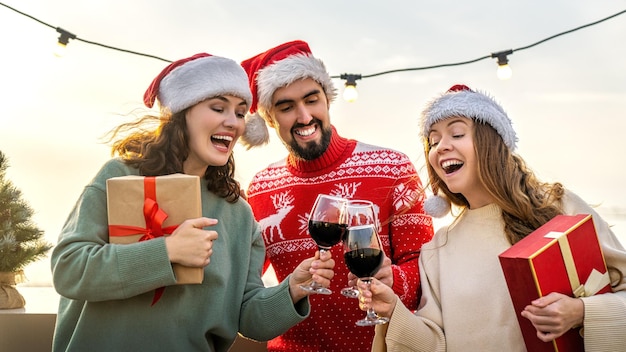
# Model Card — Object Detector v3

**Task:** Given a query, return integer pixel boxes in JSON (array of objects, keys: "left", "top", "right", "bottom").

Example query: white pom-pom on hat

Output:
[
  {"left": 241, "top": 112, "right": 270, "bottom": 150},
  {"left": 423, "top": 193, "right": 451, "bottom": 218}
]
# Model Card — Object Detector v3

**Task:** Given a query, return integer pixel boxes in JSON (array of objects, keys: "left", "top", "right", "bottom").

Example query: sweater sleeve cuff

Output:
[
  {"left": 581, "top": 292, "right": 626, "bottom": 349},
  {"left": 381, "top": 297, "right": 415, "bottom": 343},
  {"left": 279, "top": 275, "right": 311, "bottom": 318}
]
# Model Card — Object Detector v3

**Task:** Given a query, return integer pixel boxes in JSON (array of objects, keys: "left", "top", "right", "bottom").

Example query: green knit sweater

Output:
[{"left": 51, "top": 158, "right": 309, "bottom": 352}]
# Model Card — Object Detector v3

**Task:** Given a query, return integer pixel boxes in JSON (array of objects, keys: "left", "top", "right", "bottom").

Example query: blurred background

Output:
[{"left": 1, "top": 0, "right": 625, "bottom": 287}]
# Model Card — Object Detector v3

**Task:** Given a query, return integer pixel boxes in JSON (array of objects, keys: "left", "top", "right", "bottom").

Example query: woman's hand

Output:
[
  {"left": 357, "top": 277, "right": 398, "bottom": 318},
  {"left": 520, "top": 292, "right": 584, "bottom": 342},
  {"left": 288, "top": 250, "right": 335, "bottom": 303},
  {"left": 165, "top": 217, "right": 218, "bottom": 267}
]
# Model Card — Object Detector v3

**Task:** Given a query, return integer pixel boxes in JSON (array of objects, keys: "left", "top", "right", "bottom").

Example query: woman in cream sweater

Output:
[{"left": 357, "top": 84, "right": 626, "bottom": 352}]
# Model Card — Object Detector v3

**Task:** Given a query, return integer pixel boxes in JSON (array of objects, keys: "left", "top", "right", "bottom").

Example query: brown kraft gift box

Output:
[
  {"left": 499, "top": 214, "right": 611, "bottom": 352},
  {"left": 106, "top": 174, "right": 203, "bottom": 284}
]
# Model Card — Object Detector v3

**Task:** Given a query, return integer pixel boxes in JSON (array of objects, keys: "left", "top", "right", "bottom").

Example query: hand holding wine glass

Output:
[
  {"left": 343, "top": 223, "right": 389, "bottom": 326},
  {"left": 300, "top": 194, "right": 347, "bottom": 294},
  {"left": 340, "top": 200, "right": 378, "bottom": 299}
]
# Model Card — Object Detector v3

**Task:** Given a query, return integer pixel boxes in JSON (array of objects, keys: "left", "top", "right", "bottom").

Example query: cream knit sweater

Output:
[{"left": 373, "top": 190, "right": 626, "bottom": 352}]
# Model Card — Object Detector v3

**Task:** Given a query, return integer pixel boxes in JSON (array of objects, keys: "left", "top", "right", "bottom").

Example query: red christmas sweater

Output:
[{"left": 246, "top": 128, "right": 434, "bottom": 352}]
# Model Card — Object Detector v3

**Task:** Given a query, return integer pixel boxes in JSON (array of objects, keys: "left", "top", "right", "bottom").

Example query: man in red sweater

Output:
[{"left": 239, "top": 40, "right": 434, "bottom": 352}]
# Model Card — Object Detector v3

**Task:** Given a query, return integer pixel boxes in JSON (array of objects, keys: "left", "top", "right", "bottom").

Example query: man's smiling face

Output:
[{"left": 269, "top": 77, "right": 332, "bottom": 160}]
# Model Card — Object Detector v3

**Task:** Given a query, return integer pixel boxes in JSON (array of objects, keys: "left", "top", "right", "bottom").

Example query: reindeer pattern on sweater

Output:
[{"left": 246, "top": 131, "right": 434, "bottom": 352}]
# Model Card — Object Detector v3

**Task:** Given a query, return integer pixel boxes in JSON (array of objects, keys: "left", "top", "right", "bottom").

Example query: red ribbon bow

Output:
[{"left": 108, "top": 177, "right": 178, "bottom": 305}]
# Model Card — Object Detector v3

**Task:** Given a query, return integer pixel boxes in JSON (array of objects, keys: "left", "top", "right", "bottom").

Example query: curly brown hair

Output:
[
  {"left": 425, "top": 121, "right": 564, "bottom": 244},
  {"left": 107, "top": 109, "right": 241, "bottom": 203}
]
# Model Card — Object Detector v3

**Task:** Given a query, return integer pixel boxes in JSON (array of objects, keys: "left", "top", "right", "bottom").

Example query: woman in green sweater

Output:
[
  {"left": 358, "top": 84, "right": 626, "bottom": 351},
  {"left": 51, "top": 53, "right": 335, "bottom": 352}
]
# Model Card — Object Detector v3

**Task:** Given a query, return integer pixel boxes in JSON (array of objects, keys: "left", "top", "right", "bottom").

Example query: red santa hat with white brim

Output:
[
  {"left": 421, "top": 84, "right": 518, "bottom": 217},
  {"left": 144, "top": 53, "right": 252, "bottom": 114},
  {"left": 239, "top": 40, "right": 337, "bottom": 149}
]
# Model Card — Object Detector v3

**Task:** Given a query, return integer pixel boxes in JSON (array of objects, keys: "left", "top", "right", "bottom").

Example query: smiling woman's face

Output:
[
  {"left": 428, "top": 117, "right": 492, "bottom": 208},
  {"left": 183, "top": 95, "right": 247, "bottom": 176}
]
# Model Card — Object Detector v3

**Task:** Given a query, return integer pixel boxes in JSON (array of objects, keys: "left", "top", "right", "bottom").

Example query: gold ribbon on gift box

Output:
[
  {"left": 545, "top": 229, "right": 611, "bottom": 338},
  {"left": 544, "top": 231, "right": 610, "bottom": 297}
]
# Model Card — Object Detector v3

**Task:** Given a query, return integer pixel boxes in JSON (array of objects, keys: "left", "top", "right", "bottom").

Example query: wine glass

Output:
[
  {"left": 300, "top": 194, "right": 348, "bottom": 294},
  {"left": 340, "top": 200, "right": 379, "bottom": 299},
  {"left": 343, "top": 223, "right": 389, "bottom": 326}
]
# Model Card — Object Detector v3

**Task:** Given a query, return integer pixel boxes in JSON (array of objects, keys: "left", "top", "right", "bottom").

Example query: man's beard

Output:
[{"left": 286, "top": 122, "right": 332, "bottom": 161}]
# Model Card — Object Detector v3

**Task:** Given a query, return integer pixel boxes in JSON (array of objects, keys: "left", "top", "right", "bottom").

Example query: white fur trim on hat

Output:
[
  {"left": 159, "top": 56, "right": 252, "bottom": 114},
  {"left": 421, "top": 86, "right": 518, "bottom": 151},
  {"left": 255, "top": 53, "right": 337, "bottom": 119}
]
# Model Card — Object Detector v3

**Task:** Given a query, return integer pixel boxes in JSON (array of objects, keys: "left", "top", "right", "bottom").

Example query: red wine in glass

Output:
[
  {"left": 343, "top": 224, "right": 389, "bottom": 326},
  {"left": 308, "top": 220, "right": 346, "bottom": 249},
  {"left": 344, "top": 248, "right": 383, "bottom": 278},
  {"left": 300, "top": 194, "right": 348, "bottom": 294},
  {"left": 340, "top": 200, "right": 379, "bottom": 299}
]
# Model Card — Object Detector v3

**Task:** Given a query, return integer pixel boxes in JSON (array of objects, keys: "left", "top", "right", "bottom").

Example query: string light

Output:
[
  {"left": 1, "top": 2, "right": 625, "bottom": 93},
  {"left": 54, "top": 27, "right": 76, "bottom": 57},
  {"left": 491, "top": 49, "right": 513, "bottom": 80},
  {"left": 330, "top": 9, "right": 626, "bottom": 89},
  {"left": 0, "top": 2, "right": 172, "bottom": 63},
  {"left": 340, "top": 74, "right": 361, "bottom": 102}
]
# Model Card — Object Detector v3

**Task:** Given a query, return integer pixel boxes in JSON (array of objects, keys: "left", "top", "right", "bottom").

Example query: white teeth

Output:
[
  {"left": 441, "top": 160, "right": 463, "bottom": 169},
  {"left": 212, "top": 135, "right": 233, "bottom": 141},
  {"left": 296, "top": 126, "right": 315, "bottom": 136}
]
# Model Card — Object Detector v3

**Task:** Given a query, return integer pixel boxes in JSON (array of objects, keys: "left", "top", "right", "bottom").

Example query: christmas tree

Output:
[{"left": 0, "top": 150, "right": 52, "bottom": 308}]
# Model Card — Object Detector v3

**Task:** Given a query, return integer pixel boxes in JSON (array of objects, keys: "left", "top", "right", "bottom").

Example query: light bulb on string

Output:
[
  {"left": 340, "top": 74, "right": 361, "bottom": 102},
  {"left": 491, "top": 49, "right": 513, "bottom": 80},
  {"left": 497, "top": 64, "right": 512, "bottom": 80},
  {"left": 53, "top": 42, "right": 67, "bottom": 57},
  {"left": 54, "top": 27, "right": 76, "bottom": 57},
  {"left": 343, "top": 83, "right": 358, "bottom": 102}
]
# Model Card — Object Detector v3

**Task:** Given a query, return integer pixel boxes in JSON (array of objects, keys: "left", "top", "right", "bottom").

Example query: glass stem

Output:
[
  {"left": 363, "top": 279, "right": 378, "bottom": 319},
  {"left": 366, "top": 308, "right": 378, "bottom": 319},
  {"left": 309, "top": 247, "right": 329, "bottom": 288}
]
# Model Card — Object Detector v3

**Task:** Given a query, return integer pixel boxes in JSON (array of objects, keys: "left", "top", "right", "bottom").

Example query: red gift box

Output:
[{"left": 498, "top": 214, "right": 611, "bottom": 352}]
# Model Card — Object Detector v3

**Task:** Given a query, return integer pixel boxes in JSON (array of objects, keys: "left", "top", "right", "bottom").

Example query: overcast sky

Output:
[{"left": 1, "top": 0, "right": 625, "bottom": 284}]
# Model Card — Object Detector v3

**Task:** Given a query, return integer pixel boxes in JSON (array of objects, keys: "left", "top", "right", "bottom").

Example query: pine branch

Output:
[{"left": 0, "top": 150, "right": 51, "bottom": 272}]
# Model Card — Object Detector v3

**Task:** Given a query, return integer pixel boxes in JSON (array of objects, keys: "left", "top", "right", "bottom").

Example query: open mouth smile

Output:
[
  {"left": 441, "top": 159, "right": 464, "bottom": 175},
  {"left": 294, "top": 125, "right": 316, "bottom": 137},
  {"left": 211, "top": 134, "right": 233, "bottom": 150}
]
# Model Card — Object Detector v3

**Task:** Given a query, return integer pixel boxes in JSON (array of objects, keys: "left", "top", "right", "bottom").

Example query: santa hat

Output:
[
  {"left": 144, "top": 53, "right": 252, "bottom": 114},
  {"left": 239, "top": 40, "right": 337, "bottom": 148},
  {"left": 421, "top": 84, "right": 517, "bottom": 217},
  {"left": 421, "top": 84, "right": 517, "bottom": 150}
]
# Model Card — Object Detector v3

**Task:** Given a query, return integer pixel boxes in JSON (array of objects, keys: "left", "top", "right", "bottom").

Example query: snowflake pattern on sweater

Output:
[{"left": 246, "top": 130, "right": 434, "bottom": 352}]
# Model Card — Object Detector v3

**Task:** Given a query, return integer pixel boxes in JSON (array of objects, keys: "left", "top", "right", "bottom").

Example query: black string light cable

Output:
[
  {"left": 335, "top": 8, "right": 626, "bottom": 100},
  {"left": 1, "top": 2, "right": 625, "bottom": 99},
  {"left": 0, "top": 2, "right": 172, "bottom": 62},
  {"left": 337, "top": 6, "right": 625, "bottom": 82}
]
